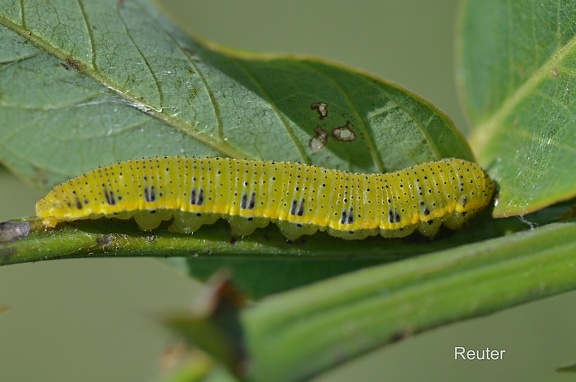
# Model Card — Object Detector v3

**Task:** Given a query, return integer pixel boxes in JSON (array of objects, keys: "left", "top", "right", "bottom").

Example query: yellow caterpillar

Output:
[{"left": 36, "top": 157, "right": 494, "bottom": 240}]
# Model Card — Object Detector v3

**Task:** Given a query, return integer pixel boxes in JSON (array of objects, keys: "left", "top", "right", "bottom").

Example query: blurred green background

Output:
[{"left": 1, "top": 1, "right": 576, "bottom": 381}]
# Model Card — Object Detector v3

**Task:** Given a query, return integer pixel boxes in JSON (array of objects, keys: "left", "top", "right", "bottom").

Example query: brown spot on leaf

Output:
[
  {"left": 309, "top": 125, "right": 329, "bottom": 153},
  {"left": 310, "top": 102, "right": 329, "bottom": 120},
  {"left": 331, "top": 121, "right": 356, "bottom": 141},
  {"left": 65, "top": 58, "right": 82, "bottom": 71}
]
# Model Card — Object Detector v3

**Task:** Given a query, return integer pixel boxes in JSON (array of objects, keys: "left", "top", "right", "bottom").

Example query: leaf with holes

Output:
[
  {"left": 0, "top": 0, "right": 471, "bottom": 193},
  {"left": 0, "top": 0, "right": 476, "bottom": 295}
]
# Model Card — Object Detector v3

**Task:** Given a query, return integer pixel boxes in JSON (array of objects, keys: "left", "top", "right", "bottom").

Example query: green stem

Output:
[{"left": 241, "top": 222, "right": 576, "bottom": 382}]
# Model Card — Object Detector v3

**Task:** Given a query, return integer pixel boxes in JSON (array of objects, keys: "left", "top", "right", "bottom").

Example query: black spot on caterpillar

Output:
[{"left": 35, "top": 157, "right": 495, "bottom": 240}]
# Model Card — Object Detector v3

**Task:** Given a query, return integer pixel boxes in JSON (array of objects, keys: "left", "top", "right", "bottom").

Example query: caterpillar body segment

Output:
[{"left": 36, "top": 157, "right": 495, "bottom": 240}]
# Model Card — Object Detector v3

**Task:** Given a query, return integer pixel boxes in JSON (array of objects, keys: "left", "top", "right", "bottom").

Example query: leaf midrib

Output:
[{"left": 0, "top": 12, "right": 247, "bottom": 159}]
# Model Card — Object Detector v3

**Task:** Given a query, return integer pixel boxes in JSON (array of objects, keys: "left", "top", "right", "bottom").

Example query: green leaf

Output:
[
  {"left": 458, "top": 0, "right": 576, "bottom": 217},
  {"left": 0, "top": 0, "right": 477, "bottom": 298},
  {"left": 0, "top": 0, "right": 470, "bottom": 193},
  {"left": 1, "top": 1, "right": 575, "bottom": 380}
]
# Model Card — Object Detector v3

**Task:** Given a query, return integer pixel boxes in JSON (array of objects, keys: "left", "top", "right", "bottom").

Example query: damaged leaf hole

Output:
[
  {"left": 310, "top": 102, "right": 329, "bottom": 120},
  {"left": 309, "top": 126, "right": 329, "bottom": 153},
  {"left": 308, "top": 121, "right": 356, "bottom": 153},
  {"left": 331, "top": 121, "right": 356, "bottom": 142}
]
